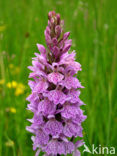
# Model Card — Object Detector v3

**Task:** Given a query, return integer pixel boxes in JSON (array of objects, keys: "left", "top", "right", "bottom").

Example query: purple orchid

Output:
[{"left": 26, "top": 11, "right": 87, "bottom": 156}]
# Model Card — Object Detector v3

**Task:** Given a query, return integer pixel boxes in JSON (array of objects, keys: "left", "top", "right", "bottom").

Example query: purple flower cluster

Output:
[{"left": 26, "top": 11, "right": 87, "bottom": 156}]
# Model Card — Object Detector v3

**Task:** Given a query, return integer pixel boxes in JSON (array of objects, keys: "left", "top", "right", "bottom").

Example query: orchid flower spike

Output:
[{"left": 26, "top": 11, "right": 87, "bottom": 156}]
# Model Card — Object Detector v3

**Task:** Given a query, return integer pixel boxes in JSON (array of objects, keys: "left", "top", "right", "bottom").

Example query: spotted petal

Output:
[
  {"left": 48, "top": 72, "right": 64, "bottom": 85},
  {"left": 43, "top": 120, "right": 63, "bottom": 136},
  {"left": 43, "top": 90, "right": 67, "bottom": 105}
]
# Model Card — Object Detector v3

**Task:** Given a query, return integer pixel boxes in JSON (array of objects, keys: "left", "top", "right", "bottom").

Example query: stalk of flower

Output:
[{"left": 26, "top": 11, "right": 87, "bottom": 156}]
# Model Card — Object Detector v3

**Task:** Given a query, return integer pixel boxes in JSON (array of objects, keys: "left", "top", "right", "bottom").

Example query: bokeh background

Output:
[{"left": 0, "top": 0, "right": 117, "bottom": 155}]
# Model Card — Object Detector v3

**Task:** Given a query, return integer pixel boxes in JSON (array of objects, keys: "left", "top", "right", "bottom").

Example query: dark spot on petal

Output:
[
  {"left": 56, "top": 104, "right": 63, "bottom": 110},
  {"left": 47, "top": 83, "right": 56, "bottom": 91},
  {"left": 39, "top": 93, "right": 44, "bottom": 100},
  {"left": 70, "top": 136, "right": 75, "bottom": 142},
  {"left": 57, "top": 85, "right": 63, "bottom": 90},
  {"left": 62, "top": 87, "right": 68, "bottom": 94},
  {"left": 54, "top": 65, "right": 57, "bottom": 68},
  {"left": 56, "top": 57, "right": 60, "bottom": 62},
  {"left": 58, "top": 138, "right": 62, "bottom": 142},
  {"left": 43, "top": 116, "right": 48, "bottom": 122},
  {"left": 60, "top": 48, "right": 62, "bottom": 52},
  {"left": 55, "top": 113, "right": 62, "bottom": 122},
  {"left": 62, "top": 121, "right": 65, "bottom": 126},
  {"left": 49, "top": 134, "right": 52, "bottom": 140}
]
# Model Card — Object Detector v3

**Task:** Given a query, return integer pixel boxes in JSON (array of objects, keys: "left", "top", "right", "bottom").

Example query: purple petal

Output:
[
  {"left": 63, "top": 122, "right": 81, "bottom": 137},
  {"left": 44, "top": 140, "right": 66, "bottom": 155},
  {"left": 52, "top": 46, "right": 60, "bottom": 58},
  {"left": 32, "top": 130, "right": 49, "bottom": 150},
  {"left": 43, "top": 90, "right": 67, "bottom": 105},
  {"left": 38, "top": 99, "right": 56, "bottom": 115},
  {"left": 35, "top": 149, "right": 41, "bottom": 156},
  {"left": 64, "top": 141, "right": 75, "bottom": 154},
  {"left": 73, "top": 149, "right": 81, "bottom": 156},
  {"left": 37, "top": 44, "right": 46, "bottom": 57},
  {"left": 68, "top": 90, "right": 80, "bottom": 103},
  {"left": 63, "top": 32, "right": 70, "bottom": 40},
  {"left": 48, "top": 72, "right": 64, "bottom": 85},
  {"left": 44, "top": 140, "right": 58, "bottom": 155},
  {"left": 60, "top": 76, "right": 82, "bottom": 89},
  {"left": 28, "top": 80, "right": 36, "bottom": 89},
  {"left": 75, "top": 140, "right": 84, "bottom": 148},
  {"left": 34, "top": 79, "right": 48, "bottom": 93},
  {"left": 62, "top": 44, "right": 71, "bottom": 53},
  {"left": 55, "top": 25, "right": 61, "bottom": 37},
  {"left": 61, "top": 105, "right": 80, "bottom": 119},
  {"left": 43, "top": 120, "right": 63, "bottom": 136},
  {"left": 52, "top": 38, "right": 58, "bottom": 46}
]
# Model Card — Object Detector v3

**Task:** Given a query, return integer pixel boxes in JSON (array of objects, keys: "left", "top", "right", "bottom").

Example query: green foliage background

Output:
[{"left": 0, "top": 0, "right": 117, "bottom": 155}]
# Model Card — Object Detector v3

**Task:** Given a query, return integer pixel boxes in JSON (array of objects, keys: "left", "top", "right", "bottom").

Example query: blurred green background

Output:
[{"left": 0, "top": 0, "right": 117, "bottom": 155}]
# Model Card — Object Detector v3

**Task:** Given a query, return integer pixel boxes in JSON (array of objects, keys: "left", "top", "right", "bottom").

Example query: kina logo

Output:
[{"left": 83, "top": 144, "right": 115, "bottom": 155}]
